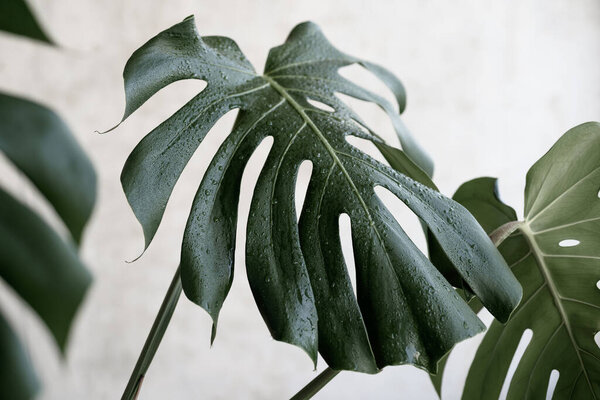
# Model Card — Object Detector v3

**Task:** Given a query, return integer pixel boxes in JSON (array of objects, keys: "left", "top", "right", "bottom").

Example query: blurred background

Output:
[{"left": 0, "top": 0, "right": 599, "bottom": 398}]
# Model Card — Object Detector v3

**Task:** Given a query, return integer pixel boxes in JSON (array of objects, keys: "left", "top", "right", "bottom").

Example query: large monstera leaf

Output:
[
  {"left": 0, "top": 93, "right": 95, "bottom": 399},
  {"left": 112, "top": 16, "right": 521, "bottom": 373},
  {"left": 431, "top": 122, "right": 600, "bottom": 399}
]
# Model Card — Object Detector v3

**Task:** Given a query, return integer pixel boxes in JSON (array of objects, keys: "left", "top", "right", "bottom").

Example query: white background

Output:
[{"left": 0, "top": 0, "right": 599, "bottom": 398}]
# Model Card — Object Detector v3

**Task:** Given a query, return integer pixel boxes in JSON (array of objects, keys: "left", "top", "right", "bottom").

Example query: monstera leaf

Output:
[
  {"left": 0, "top": 0, "right": 52, "bottom": 43},
  {"left": 431, "top": 122, "right": 600, "bottom": 399},
  {"left": 0, "top": 93, "right": 95, "bottom": 399},
  {"left": 111, "top": 16, "right": 521, "bottom": 374}
]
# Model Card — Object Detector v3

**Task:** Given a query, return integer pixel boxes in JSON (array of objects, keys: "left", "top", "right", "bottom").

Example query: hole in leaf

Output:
[
  {"left": 374, "top": 186, "right": 426, "bottom": 252},
  {"left": 294, "top": 160, "right": 313, "bottom": 222},
  {"left": 597, "top": 188, "right": 600, "bottom": 198},
  {"left": 339, "top": 213, "right": 357, "bottom": 296},
  {"left": 235, "top": 136, "right": 274, "bottom": 267},
  {"left": 338, "top": 64, "right": 397, "bottom": 107},
  {"left": 558, "top": 239, "right": 580, "bottom": 247},
  {"left": 144, "top": 108, "right": 240, "bottom": 257},
  {"left": 596, "top": 280, "right": 600, "bottom": 290},
  {"left": 499, "top": 329, "right": 533, "bottom": 400},
  {"left": 125, "top": 79, "right": 208, "bottom": 137},
  {"left": 594, "top": 331, "right": 600, "bottom": 349},
  {"left": 306, "top": 98, "right": 335, "bottom": 113},
  {"left": 350, "top": 119, "right": 372, "bottom": 136},
  {"left": 345, "top": 135, "right": 388, "bottom": 165},
  {"left": 546, "top": 369, "right": 560, "bottom": 400},
  {"left": 336, "top": 92, "right": 400, "bottom": 147}
]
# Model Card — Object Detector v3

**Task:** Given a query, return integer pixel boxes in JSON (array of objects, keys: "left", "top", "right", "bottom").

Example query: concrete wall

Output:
[{"left": 0, "top": 0, "right": 598, "bottom": 398}]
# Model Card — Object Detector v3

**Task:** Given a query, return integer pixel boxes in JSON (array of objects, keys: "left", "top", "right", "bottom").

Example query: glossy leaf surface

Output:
[
  {"left": 428, "top": 177, "right": 512, "bottom": 395},
  {"left": 112, "top": 16, "right": 521, "bottom": 373}
]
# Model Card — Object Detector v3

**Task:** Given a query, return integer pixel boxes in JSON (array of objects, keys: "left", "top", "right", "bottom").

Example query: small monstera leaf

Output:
[
  {"left": 431, "top": 122, "right": 600, "bottom": 399},
  {"left": 0, "top": 93, "right": 95, "bottom": 399},
  {"left": 111, "top": 16, "right": 521, "bottom": 373},
  {"left": 0, "top": 0, "right": 52, "bottom": 44}
]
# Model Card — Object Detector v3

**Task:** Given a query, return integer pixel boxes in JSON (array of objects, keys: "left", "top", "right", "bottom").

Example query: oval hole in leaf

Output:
[
  {"left": 596, "top": 280, "right": 600, "bottom": 290},
  {"left": 499, "top": 329, "right": 533, "bottom": 400},
  {"left": 339, "top": 213, "right": 357, "bottom": 296},
  {"left": 546, "top": 369, "right": 560, "bottom": 400},
  {"left": 295, "top": 160, "right": 313, "bottom": 222},
  {"left": 594, "top": 331, "right": 600, "bottom": 349},
  {"left": 374, "top": 186, "right": 426, "bottom": 251},
  {"left": 306, "top": 98, "right": 335, "bottom": 113},
  {"left": 558, "top": 239, "right": 580, "bottom": 247}
]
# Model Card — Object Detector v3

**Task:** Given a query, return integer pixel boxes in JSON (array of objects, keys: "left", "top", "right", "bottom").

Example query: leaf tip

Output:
[
  {"left": 124, "top": 248, "right": 147, "bottom": 264},
  {"left": 210, "top": 322, "right": 217, "bottom": 346},
  {"left": 95, "top": 121, "right": 122, "bottom": 135},
  {"left": 287, "top": 21, "right": 323, "bottom": 42}
]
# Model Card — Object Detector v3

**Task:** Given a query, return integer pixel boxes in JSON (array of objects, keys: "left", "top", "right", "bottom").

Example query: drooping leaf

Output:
[
  {"left": 427, "top": 177, "right": 522, "bottom": 396},
  {"left": 0, "top": 0, "right": 52, "bottom": 44},
  {"left": 0, "top": 93, "right": 96, "bottom": 244},
  {"left": 0, "top": 94, "right": 95, "bottom": 398},
  {"left": 428, "top": 177, "right": 519, "bottom": 293},
  {"left": 432, "top": 122, "right": 600, "bottom": 399},
  {"left": 0, "top": 186, "right": 92, "bottom": 350},
  {"left": 0, "top": 310, "right": 39, "bottom": 400},
  {"left": 111, "top": 16, "right": 521, "bottom": 373}
]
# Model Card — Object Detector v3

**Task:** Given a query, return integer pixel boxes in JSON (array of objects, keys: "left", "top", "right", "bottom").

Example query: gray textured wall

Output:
[{"left": 0, "top": 0, "right": 599, "bottom": 398}]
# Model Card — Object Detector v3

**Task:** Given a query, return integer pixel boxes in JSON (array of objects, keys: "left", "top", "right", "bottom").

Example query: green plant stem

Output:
[
  {"left": 121, "top": 265, "right": 182, "bottom": 400},
  {"left": 290, "top": 368, "right": 340, "bottom": 400},
  {"left": 489, "top": 220, "right": 523, "bottom": 246}
]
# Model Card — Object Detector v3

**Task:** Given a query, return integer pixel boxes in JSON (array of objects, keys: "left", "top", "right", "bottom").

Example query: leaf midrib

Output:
[
  {"left": 262, "top": 75, "right": 378, "bottom": 231},
  {"left": 263, "top": 75, "right": 419, "bottom": 361},
  {"left": 520, "top": 223, "right": 597, "bottom": 399},
  {"left": 526, "top": 164, "right": 600, "bottom": 225}
]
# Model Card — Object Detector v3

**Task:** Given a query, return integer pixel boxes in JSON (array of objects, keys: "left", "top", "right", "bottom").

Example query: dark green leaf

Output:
[
  {"left": 374, "top": 142, "right": 437, "bottom": 190},
  {"left": 427, "top": 177, "right": 520, "bottom": 396},
  {"left": 0, "top": 93, "right": 96, "bottom": 244},
  {"left": 428, "top": 177, "right": 518, "bottom": 290},
  {"left": 0, "top": 0, "right": 52, "bottom": 44},
  {"left": 0, "top": 186, "right": 92, "bottom": 350},
  {"left": 0, "top": 94, "right": 95, "bottom": 398},
  {"left": 0, "top": 310, "right": 39, "bottom": 400},
  {"left": 111, "top": 16, "right": 520, "bottom": 373}
]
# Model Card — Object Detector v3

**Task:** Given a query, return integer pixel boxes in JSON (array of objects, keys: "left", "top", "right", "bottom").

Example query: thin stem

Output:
[
  {"left": 121, "top": 265, "right": 183, "bottom": 400},
  {"left": 290, "top": 368, "right": 340, "bottom": 400}
]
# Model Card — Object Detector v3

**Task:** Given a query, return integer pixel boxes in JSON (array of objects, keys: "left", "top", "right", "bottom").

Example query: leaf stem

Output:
[
  {"left": 121, "top": 265, "right": 182, "bottom": 400},
  {"left": 290, "top": 368, "right": 340, "bottom": 400},
  {"left": 489, "top": 220, "right": 523, "bottom": 246}
]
